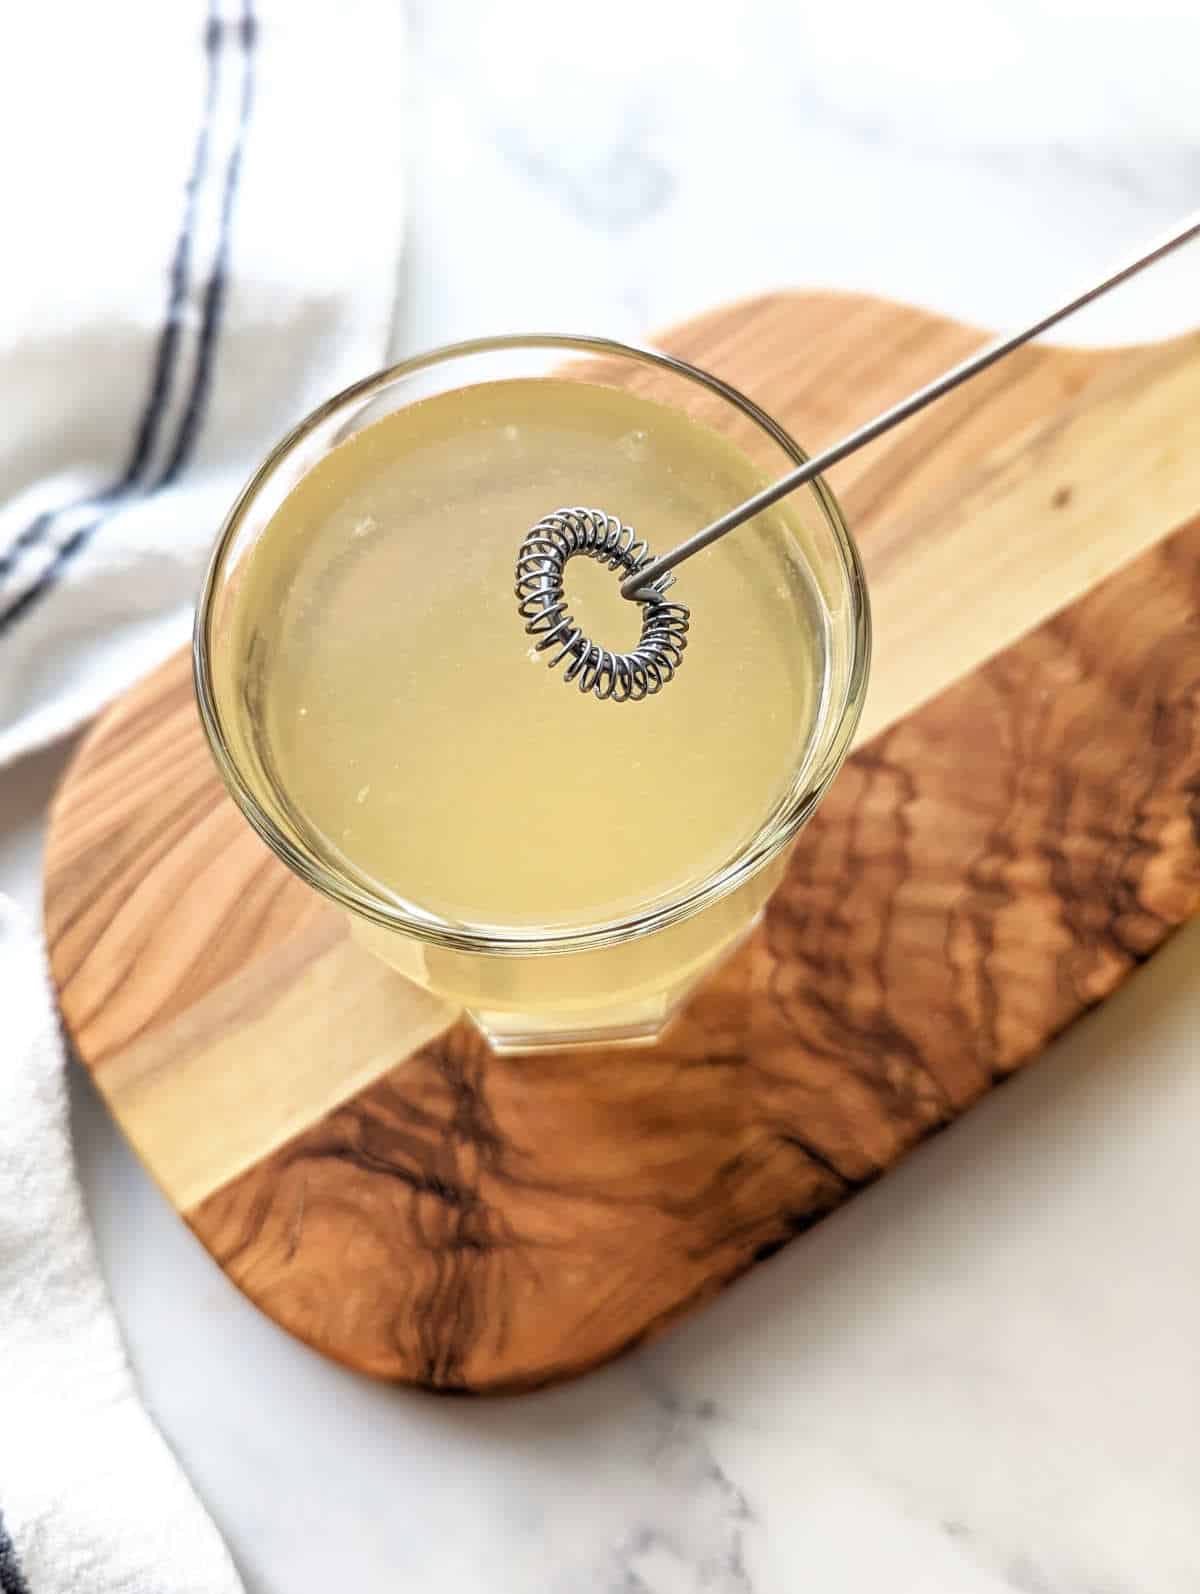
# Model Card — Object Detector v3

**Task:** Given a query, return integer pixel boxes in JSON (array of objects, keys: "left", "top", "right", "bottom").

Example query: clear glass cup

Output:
[{"left": 194, "top": 335, "right": 870, "bottom": 1052}]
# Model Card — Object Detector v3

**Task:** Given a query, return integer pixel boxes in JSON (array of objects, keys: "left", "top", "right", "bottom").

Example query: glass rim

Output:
[{"left": 193, "top": 331, "right": 872, "bottom": 957}]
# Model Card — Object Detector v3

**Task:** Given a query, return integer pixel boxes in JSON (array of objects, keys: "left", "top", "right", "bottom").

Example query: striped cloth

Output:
[
  {"left": 0, "top": 0, "right": 405, "bottom": 768},
  {"left": 0, "top": 1, "right": 405, "bottom": 1589}
]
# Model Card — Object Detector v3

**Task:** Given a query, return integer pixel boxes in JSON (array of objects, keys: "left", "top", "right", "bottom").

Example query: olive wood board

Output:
[{"left": 44, "top": 290, "right": 1200, "bottom": 1391}]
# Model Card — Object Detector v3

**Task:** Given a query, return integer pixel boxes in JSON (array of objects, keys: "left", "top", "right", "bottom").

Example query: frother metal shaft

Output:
[{"left": 620, "top": 210, "right": 1200, "bottom": 601}]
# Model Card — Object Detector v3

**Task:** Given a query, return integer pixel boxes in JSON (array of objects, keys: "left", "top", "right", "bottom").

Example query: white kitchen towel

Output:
[
  {"left": 0, "top": 0, "right": 405, "bottom": 1588},
  {"left": 0, "top": 0, "right": 406, "bottom": 768},
  {"left": 0, "top": 900, "right": 244, "bottom": 1594}
]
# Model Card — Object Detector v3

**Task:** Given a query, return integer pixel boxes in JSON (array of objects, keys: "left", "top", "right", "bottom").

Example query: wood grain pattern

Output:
[{"left": 45, "top": 291, "right": 1200, "bottom": 1390}]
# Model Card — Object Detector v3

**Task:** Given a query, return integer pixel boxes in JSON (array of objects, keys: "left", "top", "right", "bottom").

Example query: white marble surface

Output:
[{"left": 5, "top": 2, "right": 1200, "bottom": 1590}]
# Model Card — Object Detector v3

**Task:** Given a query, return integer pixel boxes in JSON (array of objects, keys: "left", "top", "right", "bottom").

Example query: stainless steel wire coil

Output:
[{"left": 515, "top": 507, "right": 689, "bottom": 701}]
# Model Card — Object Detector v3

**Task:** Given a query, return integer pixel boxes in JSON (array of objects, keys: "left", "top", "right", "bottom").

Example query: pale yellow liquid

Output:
[{"left": 221, "top": 379, "right": 829, "bottom": 1042}]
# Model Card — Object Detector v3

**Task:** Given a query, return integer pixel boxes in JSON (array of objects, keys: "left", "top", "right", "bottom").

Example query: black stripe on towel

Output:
[
  {"left": 158, "top": 1, "right": 257, "bottom": 487},
  {"left": 0, "top": 0, "right": 257, "bottom": 633},
  {"left": 0, "top": 1508, "right": 30, "bottom": 1594},
  {"left": 0, "top": 0, "right": 223, "bottom": 587}
]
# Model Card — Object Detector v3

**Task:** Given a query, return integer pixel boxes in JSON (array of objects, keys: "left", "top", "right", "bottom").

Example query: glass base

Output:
[
  {"left": 464, "top": 906, "right": 767, "bottom": 1054},
  {"left": 349, "top": 878, "right": 780, "bottom": 1057},
  {"left": 466, "top": 999, "right": 674, "bottom": 1055}
]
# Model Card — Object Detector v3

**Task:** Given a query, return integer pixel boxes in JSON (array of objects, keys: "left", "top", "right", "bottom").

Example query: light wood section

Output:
[
  {"left": 100, "top": 925, "right": 455, "bottom": 1210},
  {"left": 44, "top": 291, "right": 1200, "bottom": 1389},
  {"left": 853, "top": 331, "right": 1200, "bottom": 740}
]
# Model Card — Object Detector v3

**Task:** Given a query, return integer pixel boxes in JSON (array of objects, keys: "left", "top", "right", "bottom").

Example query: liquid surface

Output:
[{"left": 229, "top": 379, "right": 827, "bottom": 932}]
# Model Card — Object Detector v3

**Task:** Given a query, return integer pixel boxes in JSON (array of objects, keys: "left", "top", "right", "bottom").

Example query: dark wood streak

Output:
[
  {"left": 46, "top": 294, "right": 1200, "bottom": 1392},
  {"left": 188, "top": 508, "right": 1200, "bottom": 1390}
]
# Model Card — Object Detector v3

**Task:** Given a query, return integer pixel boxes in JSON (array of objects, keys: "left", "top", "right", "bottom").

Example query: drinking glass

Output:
[{"left": 194, "top": 335, "right": 871, "bottom": 1052}]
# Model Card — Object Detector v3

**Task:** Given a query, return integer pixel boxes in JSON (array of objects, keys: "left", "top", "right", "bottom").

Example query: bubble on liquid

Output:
[
  {"left": 526, "top": 645, "right": 541, "bottom": 664},
  {"left": 356, "top": 784, "right": 371, "bottom": 804},
  {"left": 619, "top": 427, "right": 649, "bottom": 458},
  {"left": 298, "top": 706, "right": 308, "bottom": 717},
  {"left": 352, "top": 514, "right": 377, "bottom": 539},
  {"left": 503, "top": 424, "right": 520, "bottom": 443}
]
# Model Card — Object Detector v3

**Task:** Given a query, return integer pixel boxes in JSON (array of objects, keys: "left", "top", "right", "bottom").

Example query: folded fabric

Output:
[
  {"left": 0, "top": 899, "right": 244, "bottom": 1594},
  {"left": 0, "top": 0, "right": 406, "bottom": 1587},
  {"left": 0, "top": 0, "right": 406, "bottom": 770}
]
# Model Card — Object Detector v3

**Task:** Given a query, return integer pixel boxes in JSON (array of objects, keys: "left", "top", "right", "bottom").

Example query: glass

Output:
[{"left": 194, "top": 335, "right": 870, "bottom": 1052}]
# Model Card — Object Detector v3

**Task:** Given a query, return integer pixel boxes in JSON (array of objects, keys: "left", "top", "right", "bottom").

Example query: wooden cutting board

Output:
[{"left": 45, "top": 292, "right": 1200, "bottom": 1391}]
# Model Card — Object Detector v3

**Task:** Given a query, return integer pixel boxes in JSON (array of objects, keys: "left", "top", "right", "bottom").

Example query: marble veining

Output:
[
  {"left": 492, "top": 107, "right": 678, "bottom": 233},
  {"left": 4, "top": 0, "right": 1200, "bottom": 1588}
]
